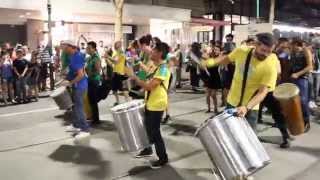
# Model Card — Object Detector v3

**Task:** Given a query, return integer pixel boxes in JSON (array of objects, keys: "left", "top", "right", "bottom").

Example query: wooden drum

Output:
[{"left": 273, "top": 83, "right": 305, "bottom": 136}]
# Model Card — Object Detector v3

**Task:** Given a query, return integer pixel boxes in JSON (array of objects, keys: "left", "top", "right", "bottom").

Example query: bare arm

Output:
[
  {"left": 214, "top": 55, "right": 232, "bottom": 66},
  {"left": 237, "top": 85, "right": 269, "bottom": 117},
  {"left": 133, "top": 77, "right": 162, "bottom": 91},
  {"left": 246, "top": 86, "right": 269, "bottom": 110}
]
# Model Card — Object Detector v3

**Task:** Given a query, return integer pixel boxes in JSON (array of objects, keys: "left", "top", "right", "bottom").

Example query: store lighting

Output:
[
  {"left": 26, "top": 12, "right": 31, "bottom": 16},
  {"left": 273, "top": 24, "right": 320, "bottom": 33},
  {"left": 19, "top": 15, "right": 25, "bottom": 18}
]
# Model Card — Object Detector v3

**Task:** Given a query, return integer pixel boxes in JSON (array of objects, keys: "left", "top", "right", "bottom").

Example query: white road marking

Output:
[{"left": 0, "top": 107, "right": 59, "bottom": 118}]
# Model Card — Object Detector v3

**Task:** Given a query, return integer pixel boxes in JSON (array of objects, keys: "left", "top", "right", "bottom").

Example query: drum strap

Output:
[
  {"left": 146, "top": 65, "right": 168, "bottom": 101},
  {"left": 238, "top": 49, "right": 253, "bottom": 106}
]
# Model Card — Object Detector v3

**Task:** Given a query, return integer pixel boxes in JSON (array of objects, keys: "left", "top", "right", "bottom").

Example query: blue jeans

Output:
[
  {"left": 309, "top": 73, "right": 320, "bottom": 102},
  {"left": 72, "top": 88, "right": 90, "bottom": 132},
  {"left": 293, "top": 78, "right": 310, "bottom": 123},
  {"left": 15, "top": 77, "right": 27, "bottom": 100},
  {"left": 226, "top": 104, "right": 259, "bottom": 132}
]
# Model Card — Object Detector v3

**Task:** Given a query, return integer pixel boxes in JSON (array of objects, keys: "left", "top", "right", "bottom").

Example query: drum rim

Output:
[
  {"left": 50, "top": 86, "right": 67, "bottom": 97},
  {"left": 111, "top": 100, "right": 145, "bottom": 113},
  {"left": 273, "top": 83, "right": 300, "bottom": 100},
  {"left": 194, "top": 112, "right": 232, "bottom": 137}
]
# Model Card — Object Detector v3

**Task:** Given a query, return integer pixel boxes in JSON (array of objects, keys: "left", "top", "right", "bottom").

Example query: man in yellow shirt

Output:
[
  {"left": 106, "top": 41, "right": 129, "bottom": 106},
  {"left": 214, "top": 33, "right": 278, "bottom": 131},
  {"left": 129, "top": 41, "right": 170, "bottom": 169}
]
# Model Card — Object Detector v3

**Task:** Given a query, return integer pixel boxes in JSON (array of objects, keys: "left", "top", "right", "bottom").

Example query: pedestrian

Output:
[
  {"left": 37, "top": 45, "right": 53, "bottom": 91},
  {"left": 0, "top": 52, "right": 14, "bottom": 105},
  {"left": 85, "top": 41, "right": 102, "bottom": 125},
  {"left": 130, "top": 41, "right": 170, "bottom": 169},
  {"left": 290, "top": 39, "right": 313, "bottom": 132},
  {"left": 200, "top": 45, "right": 222, "bottom": 114},
  {"left": 174, "top": 44, "right": 183, "bottom": 88},
  {"left": 106, "top": 41, "right": 129, "bottom": 106},
  {"left": 62, "top": 40, "right": 90, "bottom": 140},
  {"left": 187, "top": 42, "right": 201, "bottom": 92},
  {"left": 13, "top": 48, "right": 29, "bottom": 103},
  {"left": 26, "top": 51, "right": 40, "bottom": 101},
  {"left": 214, "top": 33, "right": 278, "bottom": 132}
]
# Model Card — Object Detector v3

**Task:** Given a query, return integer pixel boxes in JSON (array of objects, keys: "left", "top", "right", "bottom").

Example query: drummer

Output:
[
  {"left": 214, "top": 33, "right": 278, "bottom": 132},
  {"left": 62, "top": 40, "right": 90, "bottom": 139},
  {"left": 129, "top": 41, "right": 170, "bottom": 169}
]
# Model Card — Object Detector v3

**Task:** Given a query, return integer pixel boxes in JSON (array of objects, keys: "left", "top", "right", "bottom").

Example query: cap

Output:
[{"left": 61, "top": 40, "right": 77, "bottom": 47}]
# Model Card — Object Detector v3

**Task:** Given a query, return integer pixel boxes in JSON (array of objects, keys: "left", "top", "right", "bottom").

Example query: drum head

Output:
[
  {"left": 111, "top": 100, "right": 144, "bottom": 113},
  {"left": 50, "top": 86, "right": 67, "bottom": 97},
  {"left": 273, "top": 83, "right": 300, "bottom": 100},
  {"left": 194, "top": 112, "right": 230, "bottom": 137}
]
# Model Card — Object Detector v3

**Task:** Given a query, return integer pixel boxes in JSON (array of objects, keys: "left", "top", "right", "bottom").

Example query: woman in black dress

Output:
[{"left": 200, "top": 45, "right": 222, "bottom": 113}]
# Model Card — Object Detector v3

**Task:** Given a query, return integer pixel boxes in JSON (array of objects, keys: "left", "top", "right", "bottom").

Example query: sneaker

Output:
[
  {"left": 113, "top": 102, "right": 119, "bottom": 107},
  {"left": 74, "top": 131, "right": 90, "bottom": 140},
  {"left": 304, "top": 122, "right": 311, "bottom": 133},
  {"left": 65, "top": 125, "right": 81, "bottom": 132},
  {"left": 150, "top": 159, "right": 168, "bottom": 169},
  {"left": 135, "top": 148, "right": 153, "bottom": 158},
  {"left": 162, "top": 115, "right": 171, "bottom": 124},
  {"left": 280, "top": 141, "right": 291, "bottom": 149}
]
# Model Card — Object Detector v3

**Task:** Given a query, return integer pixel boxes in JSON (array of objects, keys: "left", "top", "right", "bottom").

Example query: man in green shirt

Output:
[{"left": 86, "top": 41, "right": 102, "bottom": 125}]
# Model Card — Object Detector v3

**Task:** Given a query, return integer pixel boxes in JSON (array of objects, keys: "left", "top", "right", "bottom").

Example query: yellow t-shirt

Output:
[
  {"left": 227, "top": 47, "right": 278, "bottom": 110},
  {"left": 146, "top": 63, "right": 171, "bottom": 111},
  {"left": 113, "top": 51, "right": 126, "bottom": 75}
]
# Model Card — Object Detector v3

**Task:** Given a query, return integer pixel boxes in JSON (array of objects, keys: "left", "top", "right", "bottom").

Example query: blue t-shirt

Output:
[{"left": 67, "top": 51, "right": 88, "bottom": 90}]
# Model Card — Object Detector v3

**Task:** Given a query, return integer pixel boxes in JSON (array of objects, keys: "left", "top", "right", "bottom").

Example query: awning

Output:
[{"left": 191, "top": 17, "right": 230, "bottom": 27}]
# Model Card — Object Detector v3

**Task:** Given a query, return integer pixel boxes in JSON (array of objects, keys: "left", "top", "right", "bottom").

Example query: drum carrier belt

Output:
[{"left": 238, "top": 49, "right": 253, "bottom": 106}]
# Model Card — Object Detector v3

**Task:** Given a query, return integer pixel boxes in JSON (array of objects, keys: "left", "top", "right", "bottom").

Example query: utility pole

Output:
[
  {"left": 47, "top": 0, "right": 53, "bottom": 56},
  {"left": 269, "top": 0, "right": 276, "bottom": 24}
]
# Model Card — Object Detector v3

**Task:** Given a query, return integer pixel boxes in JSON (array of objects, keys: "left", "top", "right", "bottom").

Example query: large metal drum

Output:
[
  {"left": 111, "top": 100, "right": 150, "bottom": 152},
  {"left": 273, "top": 83, "right": 305, "bottom": 136},
  {"left": 50, "top": 86, "right": 73, "bottom": 110},
  {"left": 195, "top": 112, "right": 271, "bottom": 180}
]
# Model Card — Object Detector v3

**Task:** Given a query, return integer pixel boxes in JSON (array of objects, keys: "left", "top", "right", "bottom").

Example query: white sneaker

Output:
[
  {"left": 65, "top": 125, "right": 81, "bottom": 132},
  {"left": 74, "top": 131, "right": 90, "bottom": 140}
]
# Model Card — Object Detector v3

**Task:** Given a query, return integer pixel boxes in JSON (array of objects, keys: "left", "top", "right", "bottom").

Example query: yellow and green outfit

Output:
[
  {"left": 86, "top": 52, "right": 102, "bottom": 123},
  {"left": 111, "top": 50, "right": 127, "bottom": 92},
  {"left": 141, "top": 62, "right": 170, "bottom": 162}
]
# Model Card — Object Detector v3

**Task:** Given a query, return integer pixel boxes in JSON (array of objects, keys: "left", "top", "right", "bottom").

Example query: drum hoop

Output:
[
  {"left": 50, "top": 86, "right": 67, "bottom": 97},
  {"left": 111, "top": 103, "right": 145, "bottom": 114},
  {"left": 194, "top": 112, "right": 232, "bottom": 137}
]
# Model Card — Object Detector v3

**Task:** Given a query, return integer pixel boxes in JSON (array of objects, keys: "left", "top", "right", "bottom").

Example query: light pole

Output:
[{"left": 47, "top": 0, "right": 53, "bottom": 56}]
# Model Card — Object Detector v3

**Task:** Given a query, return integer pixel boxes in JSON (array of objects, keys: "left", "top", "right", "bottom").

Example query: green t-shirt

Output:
[
  {"left": 86, "top": 52, "right": 101, "bottom": 81},
  {"left": 61, "top": 51, "right": 70, "bottom": 70}
]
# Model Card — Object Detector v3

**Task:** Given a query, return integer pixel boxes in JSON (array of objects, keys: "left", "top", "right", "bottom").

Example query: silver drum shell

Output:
[
  {"left": 195, "top": 112, "right": 271, "bottom": 179},
  {"left": 111, "top": 100, "right": 150, "bottom": 152}
]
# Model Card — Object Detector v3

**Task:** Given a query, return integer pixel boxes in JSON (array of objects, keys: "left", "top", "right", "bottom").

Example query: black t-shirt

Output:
[{"left": 13, "top": 59, "right": 28, "bottom": 77}]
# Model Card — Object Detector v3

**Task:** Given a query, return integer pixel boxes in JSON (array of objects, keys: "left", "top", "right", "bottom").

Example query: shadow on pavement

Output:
[
  {"left": 54, "top": 111, "right": 73, "bottom": 126},
  {"left": 288, "top": 146, "right": 320, "bottom": 158},
  {"left": 126, "top": 165, "right": 209, "bottom": 180},
  {"left": 92, "top": 120, "right": 117, "bottom": 132},
  {"left": 49, "top": 144, "right": 110, "bottom": 179},
  {"left": 167, "top": 123, "right": 198, "bottom": 136}
]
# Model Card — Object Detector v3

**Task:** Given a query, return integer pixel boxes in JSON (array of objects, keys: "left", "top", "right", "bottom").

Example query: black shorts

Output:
[{"left": 111, "top": 73, "right": 126, "bottom": 92}]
